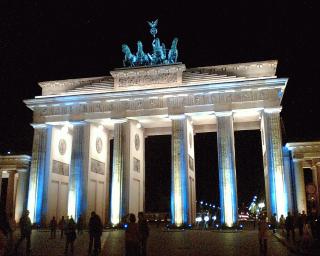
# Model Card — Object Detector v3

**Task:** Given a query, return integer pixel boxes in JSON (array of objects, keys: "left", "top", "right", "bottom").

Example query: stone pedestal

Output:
[{"left": 216, "top": 112, "right": 238, "bottom": 227}]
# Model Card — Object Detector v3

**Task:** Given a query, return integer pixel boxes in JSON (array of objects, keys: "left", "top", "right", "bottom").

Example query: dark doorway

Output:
[
  {"left": 145, "top": 135, "right": 171, "bottom": 212},
  {"left": 194, "top": 133, "right": 218, "bottom": 205},
  {"left": 1, "top": 178, "right": 8, "bottom": 211},
  {"left": 234, "top": 130, "right": 265, "bottom": 209}
]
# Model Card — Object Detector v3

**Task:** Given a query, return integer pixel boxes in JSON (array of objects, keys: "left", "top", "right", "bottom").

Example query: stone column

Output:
[
  {"left": 68, "top": 122, "right": 90, "bottom": 221},
  {"left": 6, "top": 170, "right": 16, "bottom": 217},
  {"left": 292, "top": 159, "right": 307, "bottom": 214},
  {"left": 260, "top": 109, "right": 287, "bottom": 220},
  {"left": 14, "top": 170, "right": 29, "bottom": 222},
  {"left": 171, "top": 116, "right": 187, "bottom": 226},
  {"left": 312, "top": 164, "right": 320, "bottom": 214},
  {"left": 216, "top": 112, "right": 238, "bottom": 227},
  {"left": 27, "top": 124, "right": 51, "bottom": 224},
  {"left": 0, "top": 170, "right": 2, "bottom": 199},
  {"left": 110, "top": 120, "right": 127, "bottom": 225},
  {"left": 283, "top": 147, "right": 294, "bottom": 214}
]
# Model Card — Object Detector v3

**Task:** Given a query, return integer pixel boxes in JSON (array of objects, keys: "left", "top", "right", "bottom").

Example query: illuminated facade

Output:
[
  {"left": 24, "top": 60, "right": 294, "bottom": 226},
  {"left": 0, "top": 155, "right": 31, "bottom": 223}
]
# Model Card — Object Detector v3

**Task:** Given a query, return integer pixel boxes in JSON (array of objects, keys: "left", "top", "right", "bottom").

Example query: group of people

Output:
[
  {"left": 1, "top": 207, "right": 149, "bottom": 256},
  {"left": 125, "top": 212, "right": 150, "bottom": 256},
  {"left": 265, "top": 210, "right": 319, "bottom": 253}
]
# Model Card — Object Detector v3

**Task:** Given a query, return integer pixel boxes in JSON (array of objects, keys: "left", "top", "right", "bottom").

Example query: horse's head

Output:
[
  {"left": 137, "top": 41, "right": 143, "bottom": 52},
  {"left": 171, "top": 38, "right": 178, "bottom": 49},
  {"left": 122, "top": 44, "right": 131, "bottom": 55}
]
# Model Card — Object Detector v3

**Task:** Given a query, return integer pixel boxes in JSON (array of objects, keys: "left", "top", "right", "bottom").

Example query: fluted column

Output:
[
  {"left": 110, "top": 121, "right": 127, "bottom": 225},
  {"left": 260, "top": 109, "right": 287, "bottom": 220},
  {"left": 68, "top": 122, "right": 89, "bottom": 221},
  {"left": 216, "top": 112, "right": 238, "bottom": 227},
  {"left": 6, "top": 170, "right": 16, "bottom": 217},
  {"left": 312, "top": 164, "right": 320, "bottom": 214},
  {"left": 293, "top": 159, "right": 307, "bottom": 213},
  {"left": 283, "top": 147, "right": 294, "bottom": 214},
  {"left": 0, "top": 171, "right": 2, "bottom": 199},
  {"left": 27, "top": 124, "right": 51, "bottom": 223},
  {"left": 171, "top": 115, "right": 191, "bottom": 226},
  {"left": 14, "top": 170, "right": 29, "bottom": 222}
]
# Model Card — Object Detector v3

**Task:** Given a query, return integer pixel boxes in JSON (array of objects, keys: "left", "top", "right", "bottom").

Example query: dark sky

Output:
[{"left": 1, "top": 1, "right": 318, "bottom": 211}]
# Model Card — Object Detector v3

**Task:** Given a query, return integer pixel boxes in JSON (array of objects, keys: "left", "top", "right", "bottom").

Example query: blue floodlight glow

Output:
[{"left": 171, "top": 119, "right": 189, "bottom": 227}]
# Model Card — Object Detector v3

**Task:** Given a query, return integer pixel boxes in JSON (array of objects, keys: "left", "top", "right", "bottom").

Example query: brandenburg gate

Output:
[
  {"left": 23, "top": 20, "right": 299, "bottom": 227},
  {"left": 24, "top": 58, "right": 293, "bottom": 227}
]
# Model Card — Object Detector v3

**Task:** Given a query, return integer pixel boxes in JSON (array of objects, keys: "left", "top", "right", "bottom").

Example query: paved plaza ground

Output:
[{"left": 3, "top": 225, "right": 299, "bottom": 256}]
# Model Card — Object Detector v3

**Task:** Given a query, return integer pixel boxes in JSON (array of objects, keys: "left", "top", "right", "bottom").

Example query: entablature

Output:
[{"left": 25, "top": 78, "right": 287, "bottom": 124}]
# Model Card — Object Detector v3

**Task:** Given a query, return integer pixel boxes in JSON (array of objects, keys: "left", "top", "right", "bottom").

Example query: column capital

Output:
[
  {"left": 215, "top": 111, "right": 233, "bottom": 117},
  {"left": 111, "top": 118, "right": 127, "bottom": 124},
  {"left": 263, "top": 107, "right": 282, "bottom": 114},
  {"left": 293, "top": 158, "right": 304, "bottom": 163},
  {"left": 31, "top": 123, "right": 48, "bottom": 129},
  {"left": 169, "top": 114, "right": 185, "bottom": 120}
]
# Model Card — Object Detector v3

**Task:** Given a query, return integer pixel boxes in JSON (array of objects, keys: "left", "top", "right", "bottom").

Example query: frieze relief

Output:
[
  {"left": 34, "top": 88, "right": 280, "bottom": 118},
  {"left": 117, "top": 73, "right": 178, "bottom": 87}
]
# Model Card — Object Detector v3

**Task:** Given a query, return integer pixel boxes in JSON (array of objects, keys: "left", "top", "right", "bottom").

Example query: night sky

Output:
[{"left": 1, "top": 1, "right": 318, "bottom": 211}]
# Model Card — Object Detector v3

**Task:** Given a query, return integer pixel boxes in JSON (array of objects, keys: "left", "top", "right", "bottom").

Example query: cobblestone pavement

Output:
[{"left": 5, "top": 226, "right": 294, "bottom": 256}]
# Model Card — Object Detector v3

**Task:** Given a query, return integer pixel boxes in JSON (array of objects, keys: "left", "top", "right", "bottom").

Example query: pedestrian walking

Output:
[
  {"left": 14, "top": 209, "right": 32, "bottom": 254},
  {"left": 64, "top": 217, "right": 77, "bottom": 255},
  {"left": 300, "top": 221, "right": 313, "bottom": 253},
  {"left": 49, "top": 216, "right": 57, "bottom": 239},
  {"left": 285, "top": 212, "right": 295, "bottom": 241},
  {"left": 270, "top": 213, "right": 277, "bottom": 234},
  {"left": 59, "top": 216, "right": 66, "bottom": 239},
  {"left": 0, "top": 204, "right": 11, "bottom": 256},
  {"left": 279, "top": 214, "right": 285, "bottom": 236},
  {"left": 125, "top": 213, "right": 140, "bottom": 256},
  {"left": 297, "top": 213, "right": 303, "bottom": 237},
  {"left": 138, "top": 212, "right": 149, "bottom": 256},
  {"left": 77, "top": 214, "right": 84, "bottom": 235},
  {"left": 88, "top": 211, "right": 103, "bottom": 255},
  {"left": 258, "top": 214, "right": 269, "bottom": 254}
]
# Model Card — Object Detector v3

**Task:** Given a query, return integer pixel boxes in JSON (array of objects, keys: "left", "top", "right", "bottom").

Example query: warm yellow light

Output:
[{"left": 68, "top": 191, "right": 76, "bottom": 219}]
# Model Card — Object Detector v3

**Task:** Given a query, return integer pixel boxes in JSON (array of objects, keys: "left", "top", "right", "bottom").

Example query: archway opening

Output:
[
  {"left": 234, "top": 130, "right": 265, "bottom": 222},
  {"left": 145, "top": 135, "right": 171, "bottom": 216}
]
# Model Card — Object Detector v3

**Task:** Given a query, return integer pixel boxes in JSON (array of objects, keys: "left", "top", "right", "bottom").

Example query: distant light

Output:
[
  {"left": 240, "top": 224, "right": 243, "bottom": 228},
  {"left": 268, "top": 224, "right": 271, "bottom": 228},
  {"left": 195, "top": 217, "right": 202, "bottom": 222},
  {"left": 200, "top": 201, "right": 203, "bottom": 205},
  {"left": 212, "top": 216, "right": 217, "bottom": 221},
  {"left": 188, "top": 224, "right": 192, "bottom": 227},
  {"left": 204, "top": 216, "right": 209, "bottom": 222},
  {"left": 7, "top": 151, "right": 11, "bottom": 154},
  {"left": 213, "top": 205, "right": 215, "bottom": 208},
  {"left": 216, "top": 224, "right": 219, "bottom": 228},
  {"left": 209, "top": 204, "right": 212, "bottom": 207},
  {"left": 254, "top": 196, "right": 257, "bottom": 198},
  {"left": 205, "top": 203, "right": 208, "bottom": 206},
  {"left": 124, "top": 224, "right": 128, "bottom": 228}
]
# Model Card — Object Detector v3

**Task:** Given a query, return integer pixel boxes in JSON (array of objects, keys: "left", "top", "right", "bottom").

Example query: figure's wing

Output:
[
  {"left": 154, "top": 19, "right": 158, "bottom": 27},
  {"left": 147, "top": 21, "right": 152, "bottom": 27}
]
